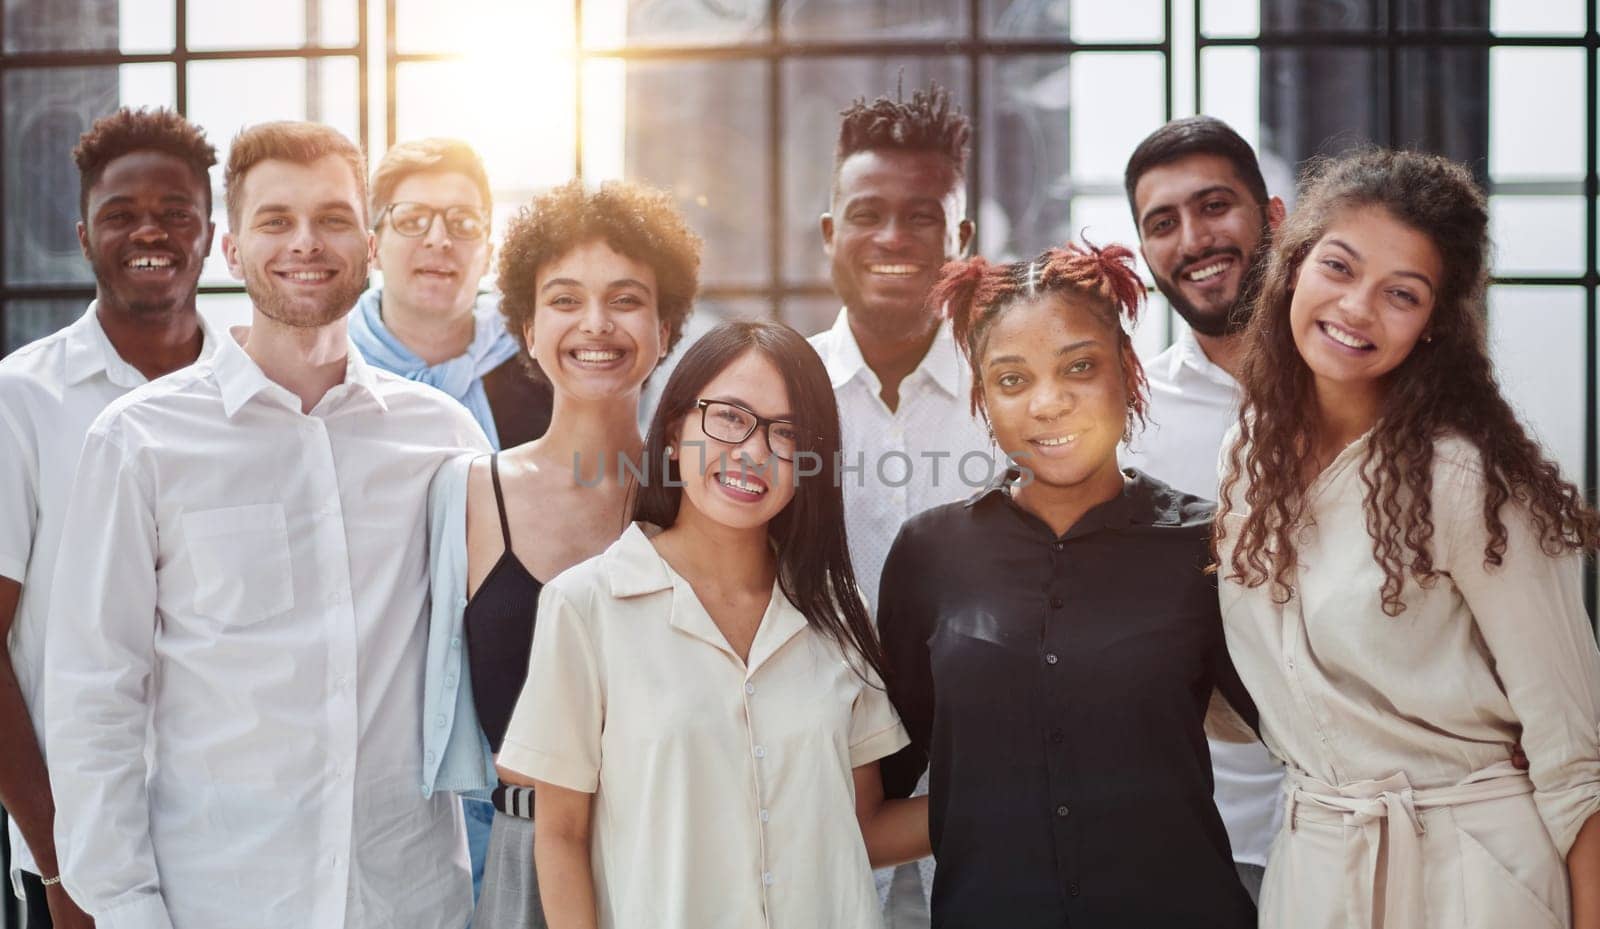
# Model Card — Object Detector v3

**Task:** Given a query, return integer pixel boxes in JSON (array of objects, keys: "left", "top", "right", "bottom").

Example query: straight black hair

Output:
[
  {"left": 1123, "top": 115, "right": 1270, "bottom": 217},
  {"left": 633, "top": 320, "right": 888, "bottom": 684}
]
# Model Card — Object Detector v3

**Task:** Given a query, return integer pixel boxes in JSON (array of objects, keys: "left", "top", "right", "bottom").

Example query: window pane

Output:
[
  {"left": 1261, "top": 0, "right": 1375, "bottom": 33},
  {"left": 188, "top": 0, "right": 358, "bottom": 49},
  {"left": 1491, "top": 47, "right": 1585, "bottom": 182},
  {"left": 1491, "top": 0, "right": 1586, "bottom": 36},
  {"left": 188, "top": 57, "right": 360, "bottom": 284},
  {"left": 1131, "top": 291, "right": 1172, "bottom": 366},
  {"left": 782, "top": 294, "right": 842, "bottom": 338},
  {"left": 395, "top": 0, "right": 572, "bottom": 54},
  {"left": 1070, "top": 195, "right": 1140, "bottom": 266},
  {"left": 981, "top": 56, "right": 1070, "bottom": 262},
  {"left": 1260, "top": 49, "right": 1381, "bottom": 166},
  {"left": 1199, "top": 0, "right": 1259, "bottom": 38},
  {"left": 611, "top": 59, "right": 771, "bottom": 288},
  {"left": 4, "top": 65, "right": 176, "bottom": 287},
  {"left": 582, "top": 0, "right": 770, "bottom": 47},
  {"left": 3, "top": 299, "right": 83, "bottom": 355},
  {"left": 4, "top": 0, "right": 174, "bottom": 53},
  {"left": 1200, "top": 47, "right": 1261, "bottom": 153},
  {"left": 1488, "top": 285, "right": 1587, "bottom": 483},
  {"left": 1070, "top": 53, "right": 1166, "bottom": 186},
  {"left": 781, "top": 0, "right": 967, "bottom": 41},
  {"left": 780, "top": 55, "right": 970, "bottom": 286},
  {"left": 197, "top": 290, "right": 254, "bottom": 333},
  {"left": 1394, "top": 48, "right": 1488, "bottom": 166},
  {"left": 984, "top": 0, "right": 1163, "bottom": 42},
  {"left": 1490, "top": 195, "right": 1587, "bottom": 277}
]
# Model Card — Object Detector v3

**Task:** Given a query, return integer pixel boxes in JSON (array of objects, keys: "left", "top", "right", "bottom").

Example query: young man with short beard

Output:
[
  {"left": 352, "top": 137, "right": 551, "bottom": 451},
  {"left": 0, "top": 107, "right": 220, "bottom": 929},
  {"left": 809, "top": 82, "right": 987, "bottom": 929},
  {"left": 1121, "top": 115, "right": 1286, "bottom": 902},
  {"left": 43, "top": 121, "right": 489, "bottom": 929}
]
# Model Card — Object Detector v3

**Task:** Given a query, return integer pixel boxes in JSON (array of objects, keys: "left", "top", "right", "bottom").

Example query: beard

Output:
[
  {"left": 1156, "top": 220, "right": 1273, "bottom": 338},
  {"left": 243, "top": 260, "right": 369, "bottom": 329}
]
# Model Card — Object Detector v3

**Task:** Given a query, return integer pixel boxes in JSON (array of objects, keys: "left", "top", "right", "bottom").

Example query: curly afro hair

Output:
[
  {"left": 834, "top": 81, "right": 971, "bottom": 192},
  {"left": 498, "top": 178, "right": 702, "bottom": 382},
  {"left": 74, "top": 107, "right": 217, "bottom": 221}
]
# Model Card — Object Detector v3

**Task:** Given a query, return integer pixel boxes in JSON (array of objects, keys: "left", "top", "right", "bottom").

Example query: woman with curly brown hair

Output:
[
  {"left": 1215, "top": 149, "right": 1600, "bottom": 929},
  {"left": 877, "top": 241, "right": 1257, "bottom": 929},
  {"left": 422, "top": 178, "right": 701, "bottom": 929}
]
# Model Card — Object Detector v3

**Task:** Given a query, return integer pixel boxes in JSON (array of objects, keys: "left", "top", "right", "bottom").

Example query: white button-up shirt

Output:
[
  {"left": 1119, "top": 327, "right": 1284, "bottom": 867},
  {"left": 498, "top": 523, "right": 908, "bottom": 929},
  {"left": 808, "top": 309, "right": 993, "bottom": 611},
  {"left": 0, "top": 303, "right": 214, "bottom": 893},
  {"left": 43, "top": 327, "right": 489, "bottom": 929}
]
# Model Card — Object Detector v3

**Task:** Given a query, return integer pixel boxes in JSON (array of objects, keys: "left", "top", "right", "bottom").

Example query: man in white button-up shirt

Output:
[
  {"left": 0, "top": 107, "right": 218, "bottom": 929},
  {"left": 808, "top": 83, "right": 990, "bottom": 929},
  {"left": 1120, "top": 116, "right": 1286, "bottom": 902},
  {"left": 43, "top": 122, "right": 489, "bottom": 929}
]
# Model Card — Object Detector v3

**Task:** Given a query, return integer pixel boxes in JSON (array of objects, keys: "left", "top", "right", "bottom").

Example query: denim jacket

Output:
[{"left": 421, "top": 452, "right": 497, "bottom": 797}]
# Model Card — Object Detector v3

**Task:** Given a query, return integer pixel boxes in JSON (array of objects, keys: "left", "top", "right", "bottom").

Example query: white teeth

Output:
[
  {"left": 1034, "top": 433, "right": 1080, "bottom": 447},
  {"left": 126, "top": 255, "right": 173, "bottom": 269},
  {"left": 718, "top": 473, "right": 766, "bottom": 494},
  {"left": 284, "top": 270, "right": 332, "bottom": 282},
  {"left": 573, "top": 349, "right": 623, "bottom": 363},
  {"left": 1186, "top": 261, "right": 1229, "bottom": 282},
  {"left": 1320, "top": 322, "right": 1373, "bottom": 349},
  {"left": 868, "top": 263, "right": 919, "bottom": 276}
]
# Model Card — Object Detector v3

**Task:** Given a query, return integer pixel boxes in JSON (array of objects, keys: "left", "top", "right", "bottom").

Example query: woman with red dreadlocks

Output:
[
  {"left": 1216, "top": 150, "right": 1600, "bottom": 929},
  {"left": 876, "top": 241, "right": 1258, "bottom": 929}
]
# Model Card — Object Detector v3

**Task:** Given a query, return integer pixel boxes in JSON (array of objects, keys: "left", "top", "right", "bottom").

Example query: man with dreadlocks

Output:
[
  {"left": 807, "top": 81, "right": 990, "bottom": 926},
  {"left": 877, "top": 241, "right": 1257, "bottom": 929},
  {"left": 0, "top": 107, "right": 219, "bottom": 929}
]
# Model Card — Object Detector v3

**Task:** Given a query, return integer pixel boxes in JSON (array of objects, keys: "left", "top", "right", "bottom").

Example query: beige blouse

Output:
[
  {"left": 1217, "top": 431, "right": 1600, "bottom": 856},
  {"left": 497, "top": 523, "right": 908, "bottom": 929}
]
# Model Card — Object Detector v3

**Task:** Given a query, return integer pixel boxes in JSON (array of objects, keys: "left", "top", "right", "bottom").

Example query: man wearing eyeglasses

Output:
[{"left": 352, "top": 138, "right": 552, "bottom": 452}]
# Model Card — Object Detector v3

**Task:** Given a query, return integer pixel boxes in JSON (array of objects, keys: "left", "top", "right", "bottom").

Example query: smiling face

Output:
[
  {"left": 672, "top": 350, "right": 798, "bottom": 534},
  {"left": 979, "top": 294, "right": 1129, "bottom": 496},
  {"left": 823, "top": 149, "right": 973, "bottom": 343},
  {"left": 1289, "top": 204, "right": 1442, "bottom": 405},
  {"left": 222, "top": 154, "right": 372, "bottom": 328},
  {"left": 78, "top": 150, "right": 213, "bottom": 318},
  {"left": 373, "top": 170, "right": 491, "bottom": 321},
  {"left": 1134, "top": 153, "right": 1279, "bottom": 337},
  {"left": 527, "top": 238, "right": 667, "bottom": 401}
]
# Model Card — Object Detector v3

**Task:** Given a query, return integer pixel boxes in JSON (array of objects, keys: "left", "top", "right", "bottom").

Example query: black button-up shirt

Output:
[{"left": 878, "top": 470, "right": 1257, "bottom": 929}]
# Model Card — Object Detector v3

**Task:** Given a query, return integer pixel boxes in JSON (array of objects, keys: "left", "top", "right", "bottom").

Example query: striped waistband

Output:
[{"left": 492, "top": 783, "right": 536, "bottom": 819}]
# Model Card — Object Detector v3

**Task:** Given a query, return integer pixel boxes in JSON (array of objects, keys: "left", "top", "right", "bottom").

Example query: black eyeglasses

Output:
[
  {"left": 696, "top": 399, "right": 802, "bottom": 461},
  {"left": 377, "top": 201, "right": 488, "bottom": 241}
]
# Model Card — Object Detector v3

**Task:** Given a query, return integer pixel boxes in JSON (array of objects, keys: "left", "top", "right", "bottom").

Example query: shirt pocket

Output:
[{"left": 181, "top": 503, "right": 295, "bottom": 625}]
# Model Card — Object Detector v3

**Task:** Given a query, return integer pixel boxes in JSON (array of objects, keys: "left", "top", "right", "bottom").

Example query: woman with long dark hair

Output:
[
  {"left": 495, "top": 320, "right": 922, "bottom": 929},
  {"left": 876, "top": 241, "right": 1257, "bottom": 929},
  {"left": 1216, "top": 149, "right": 1600, "bottom": 929},
  {"left": 422, "top": 178, "right": 700, "bottom": 929}
]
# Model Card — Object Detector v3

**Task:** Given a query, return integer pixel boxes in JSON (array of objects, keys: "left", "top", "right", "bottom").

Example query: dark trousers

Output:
[{"left": 19, "top": 870, "right": 52, "bottom": 929}]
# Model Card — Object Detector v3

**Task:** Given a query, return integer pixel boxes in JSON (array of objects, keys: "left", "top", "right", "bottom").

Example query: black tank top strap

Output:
[{"left": 489, "top": 452, "right": 513, "bottom": 551}]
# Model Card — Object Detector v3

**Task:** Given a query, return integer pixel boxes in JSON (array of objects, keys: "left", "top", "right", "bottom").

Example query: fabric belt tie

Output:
[{"left": 1284, "top": 760, "right": 1532, "bottom": 929}]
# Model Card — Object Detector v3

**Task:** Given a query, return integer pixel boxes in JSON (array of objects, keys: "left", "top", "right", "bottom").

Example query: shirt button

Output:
[
  {"left": 451, "top": 636, "right": 462, "bottom": 648},
  {"left": 445, "top": 674, "right": 457, "bottom": 687},
  {"left": 744, "top": 682, "right": 756, "bottom": 695},
  {"left": 1049, "top": 597, "right": 1064, "bottom": 609},
  {"left": 1050, "top": 729, "right": 1064, "bottom": 744},
  {"left": 425, "top": 751, "right": 435, "bottom": 764},
  {"left": 435, "top": 714, "right": 447, "bottom": 728},
  {"left": 1044, "top": 653, "right": 1059, "bottom": 666},
  {"left": 1068, "top": 881, "right": 1080, "bottom": 897},
  {"left": 1052, "top": 541, "right": 1065, "bottom": 552},
  {"left": 753, "top": 746, "right": 766, "bottom": 759},
  {"left": 456, "top": 597, "right": 468, "bottom": 609},
  {"left": 1056, "top": 804, "right": 1070, "bottom": 817},
  {"left": 762, "top": 872, "right": 775, "bottom": 886},
  {"left": 759, "top": 809, "right": 770, "bottom": 823}
]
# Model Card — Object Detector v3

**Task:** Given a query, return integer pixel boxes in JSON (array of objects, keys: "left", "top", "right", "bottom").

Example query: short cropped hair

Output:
[
  {"left": 834, "top": 81, "right": 971, "bottom": 191},
  {"left": 223, "top": 121, "right": 367, "bottom": 230},
  {"left": 1123, "top": 116, "right": 1270, "bottom": 217},
  {"left": 498, "top": 178, "right": 702, "bottom": 382},
  {"left": 370, "top": 137, "right": 492, "bottom": 223},
  {"left": 73, "top": 107, "right": 217, "bottom": 221}
]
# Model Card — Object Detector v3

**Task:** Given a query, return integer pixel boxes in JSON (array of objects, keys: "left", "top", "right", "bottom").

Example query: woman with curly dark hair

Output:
[
  {"left": 877, "top": 241, "right": 1258, "bottom": 929},
  {"left": 1215, "top": 149, "right": 1600, "bottom": 929},
  {"left": 422, "top": 178, "right": 701, "bottom": 929}
]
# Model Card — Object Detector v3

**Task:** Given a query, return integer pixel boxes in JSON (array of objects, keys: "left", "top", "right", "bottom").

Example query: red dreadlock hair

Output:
[{"left": 930, "top": 240, "right": 1150, "bottom": 437}]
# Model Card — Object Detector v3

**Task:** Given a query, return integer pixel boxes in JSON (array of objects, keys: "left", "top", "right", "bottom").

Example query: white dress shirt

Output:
[
  {"left": 43, "top": 327, "right": 489, "bottom": 929},
  {"left": 1119, "top": 327, "right": 1284, "bottom": 868},
  {"left": 0, "top": 303, "right": 214, "bottom": 894},
  {"left": 498, "top": 523, "right": 909, "bottom": 929},
  {"left": 808, "top": 309, "right": 993, "bottom": 611}
]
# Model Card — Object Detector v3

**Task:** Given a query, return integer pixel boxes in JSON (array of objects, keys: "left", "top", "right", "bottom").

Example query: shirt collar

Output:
[
  {"left": 817, "top": 307, "right": 965, "bottom": 399},
  {"left": 1173, "top": 327, "right": 1239, "bottom": 391},
  {"left": 965, "top": 468, "right": 1189, "bottom": 534},
  {"left": 62, "top": 301, "right": 218, "bottom": 389},
  {"left": 215, "top": 322, "right": 388, "bottom": 419},
  {"left": 604, "top": 522, "right": 675, "bottom": 597}
]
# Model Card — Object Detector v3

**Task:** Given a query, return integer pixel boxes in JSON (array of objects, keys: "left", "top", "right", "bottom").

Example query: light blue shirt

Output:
[{"left": 422, "top": 452, "right": 497, "bottom": 797}]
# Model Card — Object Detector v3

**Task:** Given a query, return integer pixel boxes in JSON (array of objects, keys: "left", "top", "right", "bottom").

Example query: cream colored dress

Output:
[{"left": 1217, "top": 432, "right": 1600, "bottom": 929}]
